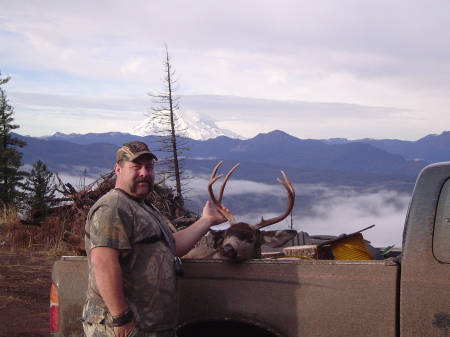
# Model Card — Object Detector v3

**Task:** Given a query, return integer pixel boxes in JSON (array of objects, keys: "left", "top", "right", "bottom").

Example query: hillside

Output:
[{"left": 188, "top": 131, "right": 426, "bottom": 176}]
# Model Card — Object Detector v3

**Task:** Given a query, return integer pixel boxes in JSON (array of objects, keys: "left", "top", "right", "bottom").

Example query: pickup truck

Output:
[{"left": 50, "top": 161, "right": 450, "bottom": 336}]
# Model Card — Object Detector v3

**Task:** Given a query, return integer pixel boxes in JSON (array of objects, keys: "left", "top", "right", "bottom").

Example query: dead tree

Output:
[{"left": 147, "top": 43, "right": 191, "bottom": 201}]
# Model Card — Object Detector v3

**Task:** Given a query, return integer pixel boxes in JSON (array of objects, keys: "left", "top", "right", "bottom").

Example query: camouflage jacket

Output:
[{"left": 84, "top": 188, "right": 178, "bottom": 332}]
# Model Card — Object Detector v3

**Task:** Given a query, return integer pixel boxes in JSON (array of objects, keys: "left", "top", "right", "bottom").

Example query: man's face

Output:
[{"left": 115, "top": 156, "right": 155, "bottom": 200}]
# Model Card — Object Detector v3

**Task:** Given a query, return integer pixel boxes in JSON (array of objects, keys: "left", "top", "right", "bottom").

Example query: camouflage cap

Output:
[{"left": 116, "top": 141, "right": 158, "bottom": 163}]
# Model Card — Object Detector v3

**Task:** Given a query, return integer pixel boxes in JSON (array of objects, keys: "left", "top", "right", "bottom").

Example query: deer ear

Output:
[
  {"left": 208, "top": 229, "right": 226, "bottom": 249},
  {"left": 260, "top": 230, "right": 297, "bottom": 248}
]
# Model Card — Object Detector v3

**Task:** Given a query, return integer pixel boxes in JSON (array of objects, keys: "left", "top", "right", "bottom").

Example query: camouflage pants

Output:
[{"left": 82, "top": 301, "right": 177, "bottom": 337}]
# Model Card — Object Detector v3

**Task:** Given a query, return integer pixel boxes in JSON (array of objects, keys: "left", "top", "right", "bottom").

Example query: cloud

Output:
[
  {"left": 4, "top": 1, "right": 450, "bottom": 93},
  {"left": 10, "top": 91, "right": 428, "bottom": 141},
  {"left": 9, "top": 91, "right": 148, "bottom": 135},
  {"left": 294, "top": 187, "right": 409, "bottom": 248},
  {"left": 2, "top": 0, "right": 450, "bottom": 141}
]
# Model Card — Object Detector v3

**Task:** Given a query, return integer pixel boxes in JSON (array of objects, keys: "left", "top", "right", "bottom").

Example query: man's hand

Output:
[
  {"left": 173, "top": 201, "right": 231, "bottom": 257},
  {"left": 113, "top": 319, "right": 135, "bottom": 337},
  {"left": 202, "top": 200, "right": 231, "bottom": 226}
]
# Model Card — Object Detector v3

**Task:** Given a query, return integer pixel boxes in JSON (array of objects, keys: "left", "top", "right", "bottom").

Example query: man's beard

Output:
[{"left": 130, "top": 177, "right": 154, "bottom": 194}]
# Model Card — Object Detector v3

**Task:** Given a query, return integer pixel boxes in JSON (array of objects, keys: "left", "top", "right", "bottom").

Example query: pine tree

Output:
[
  {"left": 0, "top": 71, "right": 26, "bottom": 205},
  {"left": 23, "top": 160, "right": 58, "bottom": 219},
  {"left": 147, "top": 44, "right": 191, "bottom": 201}
]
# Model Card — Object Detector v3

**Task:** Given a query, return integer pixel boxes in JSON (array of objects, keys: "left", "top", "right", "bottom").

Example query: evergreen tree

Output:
[
  {"left": 23, "top": 160, "right": 58, "bottom": 218},
  {"left": 147, "top": 44, "right": 191, "bottom": 201},
  {"left": 0, "top": 71, "right": 26, "bottom": 205}
]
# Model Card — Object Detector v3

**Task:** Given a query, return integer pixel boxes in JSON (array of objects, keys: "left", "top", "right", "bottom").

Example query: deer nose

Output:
[{"left": 220, "top": 244, "right": 237, "bottom": 259}]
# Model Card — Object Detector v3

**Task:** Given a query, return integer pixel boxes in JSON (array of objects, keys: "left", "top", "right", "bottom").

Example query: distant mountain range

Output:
[
  {"left": 14, "top": 104, "right": 450, "bottom": 199},
  {"left": 15, "top": 127, "right": 450, "bottom": 194},
  {"left": 186, "top": 131, "right": 427, "bottom": 176},
  {"left": 14, "top": 130, "right": 417, "bottom": 203},
  {"left": 33, "top": 108, "right": 450, "bottom": 166},
  {"left": 36, "top": 129, "right": 450, "bottom": 165},
  {"left": 17, "top": 129, "right": 429, "bottom": 174},
  {"left": 321, "top": 132, "right": 450, "bottom": 163}
]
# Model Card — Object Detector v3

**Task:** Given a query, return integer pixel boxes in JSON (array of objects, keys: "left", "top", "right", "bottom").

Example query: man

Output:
[{"left": 82, "top": 141, "right": 229, "bottom": 337}]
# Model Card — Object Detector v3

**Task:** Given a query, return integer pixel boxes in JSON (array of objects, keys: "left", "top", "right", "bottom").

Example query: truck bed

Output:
[
  {"left": 52, "top": 256, "right": 399, "bottom": 337},
  {"left": 179, "top": 258, "right": 399, "bottom": 336}
]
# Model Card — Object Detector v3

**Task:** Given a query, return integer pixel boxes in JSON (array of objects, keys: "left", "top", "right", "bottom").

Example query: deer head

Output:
[{"left": 206, "top": 161, "right": 297, "bottom": 262}]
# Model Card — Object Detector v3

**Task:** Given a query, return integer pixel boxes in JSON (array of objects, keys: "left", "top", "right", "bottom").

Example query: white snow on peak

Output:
[{"left": 123, "top": 110, "right": 244, "bottom": 141}]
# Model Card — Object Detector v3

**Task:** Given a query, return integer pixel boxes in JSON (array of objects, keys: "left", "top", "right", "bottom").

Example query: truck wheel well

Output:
[{"left": 177, "top": 321, "right": 280, "bottom": 337}]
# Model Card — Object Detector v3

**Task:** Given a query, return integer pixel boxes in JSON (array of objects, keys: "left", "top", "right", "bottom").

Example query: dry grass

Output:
[{"left": 0, "top": 203, "right": 81, "bottom": 255}]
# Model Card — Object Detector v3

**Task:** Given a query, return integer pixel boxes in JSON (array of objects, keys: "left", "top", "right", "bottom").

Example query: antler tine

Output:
[
  {"left": 208, "top": 161, "right": 238, "bottom": 224},
  {"left": 210, "top": 160, "right": 223, "bottom": 181},
  {"left": 217, "top": 163, "right": 240, "bottom": 203},
  {"left": 252, "top": 171, "right": 295, "bottom": 230}
]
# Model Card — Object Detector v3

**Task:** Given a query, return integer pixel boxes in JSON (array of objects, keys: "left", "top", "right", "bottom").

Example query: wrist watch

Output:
[{"left": 111, "top": 308, "right": 133, "bottom": 327}]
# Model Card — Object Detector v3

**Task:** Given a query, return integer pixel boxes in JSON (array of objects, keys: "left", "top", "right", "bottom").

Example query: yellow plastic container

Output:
[{"left": 331, "top": 233, "right": 372, "bottom": 260}]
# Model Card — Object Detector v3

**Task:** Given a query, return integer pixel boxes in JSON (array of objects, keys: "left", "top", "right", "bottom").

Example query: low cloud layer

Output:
[
  {"left": 185, "top": 174, "right": 410, "bottom": 248},
  {"left": 43, "top": 169, "right": 411, "bottom": 248},
  {"left": 294, "top": 187, "right": 409, "bottom": 248}
]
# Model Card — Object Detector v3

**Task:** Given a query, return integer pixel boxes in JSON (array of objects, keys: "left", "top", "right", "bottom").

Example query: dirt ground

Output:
[{"left": 0, "top": 251, "right": 56, "bottom": 337}]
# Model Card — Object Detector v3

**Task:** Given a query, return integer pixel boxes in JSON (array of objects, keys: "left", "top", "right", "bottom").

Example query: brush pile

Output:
[
  {"left": 2, "top": 172, "right": 198, "bottom": 254},
  {"left": 42, "top": 172, "right": 198, "bottom": 231}
]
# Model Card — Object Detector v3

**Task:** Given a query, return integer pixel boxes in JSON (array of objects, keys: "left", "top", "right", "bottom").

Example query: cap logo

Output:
[{"left": 130, "top": 142, "right": 148, "bottom": 152}]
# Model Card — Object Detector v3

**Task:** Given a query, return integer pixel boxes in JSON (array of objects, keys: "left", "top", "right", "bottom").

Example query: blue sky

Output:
[{"left": 1, "top": 0, "right": 450, "bottom": 141}]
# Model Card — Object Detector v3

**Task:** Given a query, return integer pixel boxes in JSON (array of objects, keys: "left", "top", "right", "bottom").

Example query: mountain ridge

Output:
[
  {"left": 188, "top": 130, "right": 426, "bottom": 176},
  {"left": 15, "top": 129, "right": 429, "bottom": 179},
  {"left": 38, "top": 108, "right": 450, "bottom": 164},
  {"left": 39, "top": 129, "right": 450, "bottom": 164},
  {"left": 16, "top": 131, "right": 418, "bottom": 200},
  {"left": 320, "top": 131, "right": 450, "bottom": 163}
]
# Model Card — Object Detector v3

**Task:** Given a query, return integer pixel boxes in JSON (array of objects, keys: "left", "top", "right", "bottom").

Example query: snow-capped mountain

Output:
[{"left": 123, "top": 110, "right": 244, "bottom": 141}]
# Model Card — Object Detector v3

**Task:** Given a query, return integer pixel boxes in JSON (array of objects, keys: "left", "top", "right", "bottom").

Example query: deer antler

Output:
[
  {"left": 208, "top": 161, "right": 240, "bottom": 225},
  {"left": 251, "top": 171, "right": 295, "bottom": 230}
]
